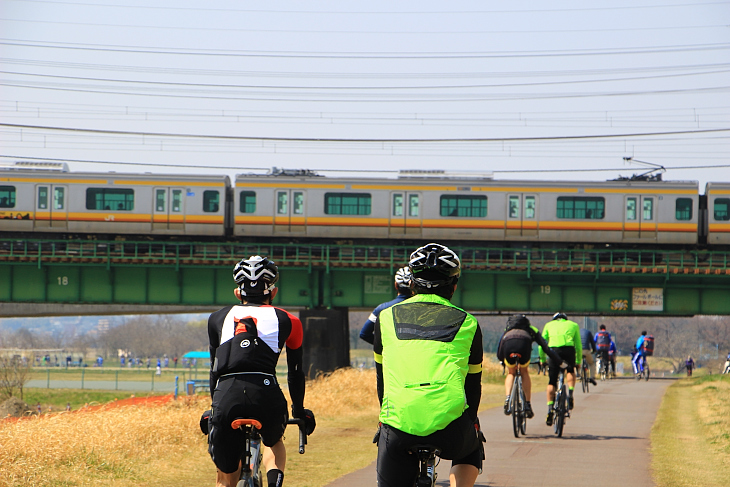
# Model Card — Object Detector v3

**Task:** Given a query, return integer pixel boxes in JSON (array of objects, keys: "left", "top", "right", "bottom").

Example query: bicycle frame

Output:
[
  {"left": 232, "top": 418, "right": 307, "bottom": 487},
  {"left": 508, "top": 353, "right": 527, "bottom": 438},
  {"left": 412, "top": 446, "right": 440, "bottom": 487},
  {"left": 553, "top": 369, "right": 570, "bottom": 437}
]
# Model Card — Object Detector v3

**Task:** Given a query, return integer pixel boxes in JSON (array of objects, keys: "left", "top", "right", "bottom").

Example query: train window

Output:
[
  {"left": 714, "top": 198, "right": 730, "bottom": 221},
  {"left": 203, "top": 190, "right": 220, "bottom": 213},
  {"left": 626, "top": 198, "right": 637, "bottom": 220},
  {"left": 0, "top": 186, "right": 15, "bottom": 208},
  {"left": 509, "top": 196, "right": 520, "bottom": 218},
  {"left": 409, "top": 194, "right": 419, "bottom": 217},
  {"left": 324, "top": 193, "right": 372, "bottom": 215},
  {"left": 277, "top": 192, "right": 288, "bottom": 214},
  {"left": 557, "top": 197, "right": 604, "bottom": 219},
  {"left": 156, "top": 190, "right": 166, "bottom": 212},
  {"left": 38, "top": 187, "right": 48, "bottom": 209},
  {"left": 675, "top": 198, "right": 692, "bottom": 221},
  {"left": 294, "top": 192, "right": 304, "bottom": 215},
  {"left": 86, "top": 188, "right": 134, "bottom": 211},
  {"left": 240, "top": 191, "right": 256, "bottom": 213},
  {"left": 54, "top": 187, "right": 65, "bottom": 210},
  {"left": 393, "top": 194, "right": 403, "bottom": 217},
  {"left": 525, "top": 196, "right": 536, "bottom": 219},
  {"left": 440, "top": 195, "right": 487, "bottom": 218},
  {"left": 643, "top": 198, "right": 653, "bottom": 221},
  {"left": 172, "top": 190, "right": 182, "bottom": 212}
]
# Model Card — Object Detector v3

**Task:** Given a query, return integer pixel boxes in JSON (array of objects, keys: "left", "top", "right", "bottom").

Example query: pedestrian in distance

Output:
[
  {"left": 359, "top": 266, "right": 413, "bottom": 345},
  {"left": 685, "top": 356, "right": 695, "bottom": 377}
]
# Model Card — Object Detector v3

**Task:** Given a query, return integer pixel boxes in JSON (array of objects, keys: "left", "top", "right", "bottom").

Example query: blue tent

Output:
[{"left": 183, "top": 351, "right": 209, "bottom": 359}]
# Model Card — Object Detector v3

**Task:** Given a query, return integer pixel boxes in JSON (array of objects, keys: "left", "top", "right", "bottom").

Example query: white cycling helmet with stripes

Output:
[
  {"left": 233, "top": 255, "right": 279, "bottom": 296},
  {"left": 394, "top": 266, "right": 412, "bottom": 287}
]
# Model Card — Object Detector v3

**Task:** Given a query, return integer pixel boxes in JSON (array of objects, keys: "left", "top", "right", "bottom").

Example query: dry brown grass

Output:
[
  {"left": 0, "top": 395, "right": 210, "bottom": 487},
  {"left": 651, "top": 375, "right": 730, "bottom": 487},
  {"left": 0, "top": 362, "right": 514, "bottom": 487}
]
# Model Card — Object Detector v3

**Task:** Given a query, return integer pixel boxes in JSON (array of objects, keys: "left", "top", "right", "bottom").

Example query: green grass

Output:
[{"left": 651, "top": 375, "right": 730, "bottom": 487}]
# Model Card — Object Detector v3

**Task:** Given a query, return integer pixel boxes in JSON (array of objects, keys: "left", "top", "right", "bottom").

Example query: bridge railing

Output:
[{"left": 1, "top": 239, "right": 729, "bottom": 275}]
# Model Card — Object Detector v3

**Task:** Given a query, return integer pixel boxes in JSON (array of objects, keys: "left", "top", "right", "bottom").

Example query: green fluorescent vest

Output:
[{"left": 378, "top": 293, "right": 478, "bottom": 436}]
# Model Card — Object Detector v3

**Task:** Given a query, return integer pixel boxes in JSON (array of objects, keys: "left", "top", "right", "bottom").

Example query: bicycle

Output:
[
  {"left": 507, "top": 352, "right": 527, "bottom": 438},
  {"left": 409, "top": 445, "right": 441, "bottom": 487},
  {"left": 597, "top": 354, "right": 609, "bottom": 381},
  {"left": 636, "top": 355, "right": 650, "bottom": 381},
  {"left": 231, "top": 417, "right": 307, "bottom": 487},
  {"left": 579, "top": 357, "right": 590, "bottom": 393},
  {"left": 552, "top": 367, "right": 570, "bottom": 437}
]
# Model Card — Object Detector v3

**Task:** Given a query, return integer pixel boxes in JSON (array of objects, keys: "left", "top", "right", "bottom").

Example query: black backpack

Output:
[
  {"left": 213, "top": 315, "right": 269, "bottom": 376},
  {"left": 596, "top": 331, "right": 611, "bottom": 351}
]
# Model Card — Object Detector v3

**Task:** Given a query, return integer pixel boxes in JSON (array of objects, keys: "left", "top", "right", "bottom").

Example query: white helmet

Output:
[
  {"left": 233, "top": 255, "right": 279, "bottom": 296},
  {"left": 394, "top": 267, "right": 412, "bottom": 287}
]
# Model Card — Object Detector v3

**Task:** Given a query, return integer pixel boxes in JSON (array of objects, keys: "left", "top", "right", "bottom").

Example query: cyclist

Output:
[
  {"left": 594, "top": 325, "right": 612, "bottom": 378},
  {"left": 205, "top": 256, "right": 316, "bottom": 487},
  {"left": 373, "top": 243, "right": 484, "bottom": 487},
  {"left": 608, "top": 339, "right": 617, "bottom": 377},
  {"left": 632, "top": 331, "right": 649, "bottom": 377},
  {"left": 497, "top": 314, "right": 565, "bottom": 420},
  {"left": 540, "top": 312, "right": 582, "bottom": 426},
  {"left": 579, "top": 325, "right": 598, "bottom": 386},
  {"left": 359, "top": 266, "right": 413, "bottom": 345}
]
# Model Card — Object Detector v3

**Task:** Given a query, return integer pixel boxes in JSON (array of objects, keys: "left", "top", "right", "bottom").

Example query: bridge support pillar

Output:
[{"left": 299, "top": 307, "right": 350, "bottom": 379}]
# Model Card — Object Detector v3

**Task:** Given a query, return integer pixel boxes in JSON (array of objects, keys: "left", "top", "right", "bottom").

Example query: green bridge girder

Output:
[{"left": 1, "top": 238, "right": 730, "bottom": 315}]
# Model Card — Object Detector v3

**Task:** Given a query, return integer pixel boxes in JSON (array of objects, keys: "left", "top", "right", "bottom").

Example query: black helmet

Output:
[
  {"left": 552, "top": 312, "right": 568, "bottom": 321},
  {"left": 409, "top": 243, "right": 461, "bottom": 288},
  {"left": 233, "top": 255, "right": 279, "bottom": 296}
]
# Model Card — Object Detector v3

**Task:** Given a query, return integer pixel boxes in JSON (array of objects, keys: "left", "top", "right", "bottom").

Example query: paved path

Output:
[{"left": 327, "top": 378, "right": 672, "bottom": 487}]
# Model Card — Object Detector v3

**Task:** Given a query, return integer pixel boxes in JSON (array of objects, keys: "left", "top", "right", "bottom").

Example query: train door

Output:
[
  {"left": 35, "top": 184, "right": 67, "bottom": 230},
  {"left": 152, "top": 187, "right": 185, "bottom": 232},
  {"left": 506, "top": 194, "right": 538, "bottom": 237},
  {"left": 389, "top": 192, "right": 422, "bottom": 237},
  {"left": 624, "top": 195, "right": 657, "bottom": 241},
  {"left": 274, "top": 189, "right": 306, "bottom": 234}
]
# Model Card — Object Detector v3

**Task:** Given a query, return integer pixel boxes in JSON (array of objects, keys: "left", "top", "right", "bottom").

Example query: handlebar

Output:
[{"left": 286, "top": 418, "right": 307, "bottom": 454}]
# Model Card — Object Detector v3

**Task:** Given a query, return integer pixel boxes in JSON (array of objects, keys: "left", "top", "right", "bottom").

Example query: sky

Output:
[{"left": 1, "top": 0, "right": 729, "bottom": 188}]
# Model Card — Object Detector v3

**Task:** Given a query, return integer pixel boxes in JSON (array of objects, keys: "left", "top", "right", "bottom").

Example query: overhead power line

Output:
[
  {"left": 10, "top": 0, "right": 730, "bottom": 15},
  {"left": 1, "top": 39, "right": 728, "bottom": 59},
  {"left": 2, "top": 122, "right": 729, "bottom": 142}
]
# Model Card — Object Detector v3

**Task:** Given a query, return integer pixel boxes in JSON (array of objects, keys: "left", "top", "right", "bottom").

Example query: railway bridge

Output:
[{"left": 1, "top": 238, "right": 730, "bottom": 317}]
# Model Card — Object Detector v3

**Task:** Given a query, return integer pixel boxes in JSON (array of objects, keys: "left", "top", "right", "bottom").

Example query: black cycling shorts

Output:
[
  {"left": 376, "top": 412, "right": 481, "bottom": 487},
  {"left": 548, "top": 346, "right": 576, "bottom": 387},
  {"left": 208, "top": 374, "right": 288, "bottom": 474},
  {"left": 499, "top": 337, "right": 532, "bottom": 367}
]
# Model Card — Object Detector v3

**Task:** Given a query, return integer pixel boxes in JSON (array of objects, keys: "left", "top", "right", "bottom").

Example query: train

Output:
[{"left": 1, "top": 163, "right": 729, "bottom": 247}]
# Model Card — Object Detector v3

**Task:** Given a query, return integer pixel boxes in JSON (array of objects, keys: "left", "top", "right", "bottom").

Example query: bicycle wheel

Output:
[
  {"left": 555, "top": 385, "right": 566, "bottom": 437},
  {"left": 511, "top": 380, "right": 521, "bottom": 438},
  {"left": 580, "top": 367, "right": 586, "bottom": 393},
  {"left": 584, "top": 366, "right": 590, "bottom": 393},
  {"left": 518, "top": 380, "right": 527, "bottom": 435},
  {"left": 645, "top": 364, "right": 650, "bottom": 381}
]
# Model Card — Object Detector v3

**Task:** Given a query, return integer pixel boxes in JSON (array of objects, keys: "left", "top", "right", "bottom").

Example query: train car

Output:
[
  {"left": 706, "top": 182, "right": 730, "bottom": 245},
  {"left": 0, "top": 169, "right": 230, "bottom": 236},
  {"left": 232, "top": 173, "right": 700, "bottom": 245}
]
